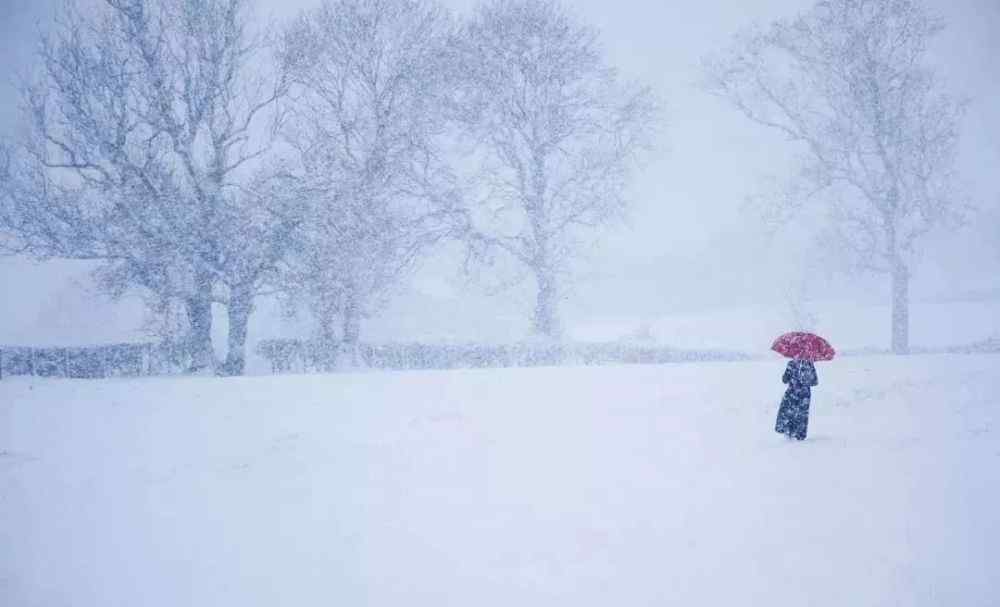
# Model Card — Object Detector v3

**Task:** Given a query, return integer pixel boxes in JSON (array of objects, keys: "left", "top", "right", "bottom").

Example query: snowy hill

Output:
[{"left": 3, "top": 354, "right": 998, "bottom": 606}]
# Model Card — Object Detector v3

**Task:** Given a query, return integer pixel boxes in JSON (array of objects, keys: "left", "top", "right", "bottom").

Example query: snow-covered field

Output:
[{"left": 2, "top": 354, "right": 999, "bottom": 606}]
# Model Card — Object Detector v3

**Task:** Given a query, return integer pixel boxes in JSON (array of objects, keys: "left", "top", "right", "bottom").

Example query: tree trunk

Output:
[
  {"left": 342, "top": 307, "right": 361, "bottom": 345},
  {"left": 891, "top": 262, "right": 910, "bottom": 354},
  {"left": 185, "top": 271, "right": 215, "bottom": 373},
  {"left": 532, "top": 269, "right": 561, "bottom": 340},
  {"left": 341, "top": 290, "right": 362, "bottom": 368},
  {"left": 221, "top": 285, "right": 254, "bottom": 376},
  {"left": 528, "top": 144, "right": 560, "bottom": 341},
  {"left": 314, "top": 309, "right": 338, "bottom": 372}
]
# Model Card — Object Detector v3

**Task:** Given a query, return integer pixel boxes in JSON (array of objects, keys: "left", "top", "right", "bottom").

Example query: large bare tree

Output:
[
  {"left": 0, "top": 0, "right": 290, "bottom": 373},
  {"left": 705, "top": 0, "right": 965, "bottom": 354},
  {"left": 452, "top": 0, "right": 658, "bottom": 339},
  {"left": 279, "top": 0, "right": 461, "bottom": 358}
]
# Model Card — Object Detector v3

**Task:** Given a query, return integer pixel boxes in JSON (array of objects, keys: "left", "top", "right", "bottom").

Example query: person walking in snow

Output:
[
  {"left": 775, "top": 358, "right": 818, "bottom": 440},
  {"left": 770, "top": 332, "right": 834, "bottom": 441}
]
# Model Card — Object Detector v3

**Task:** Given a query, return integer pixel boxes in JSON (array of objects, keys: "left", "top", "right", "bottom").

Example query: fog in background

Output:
[{"left": 2, "top": 0, "right": 998, "bottom": 350}]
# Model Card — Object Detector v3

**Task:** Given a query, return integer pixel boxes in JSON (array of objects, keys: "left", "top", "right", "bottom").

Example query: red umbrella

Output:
[{"left": 772, "top": 332, "right": 835, "bottom": 361}]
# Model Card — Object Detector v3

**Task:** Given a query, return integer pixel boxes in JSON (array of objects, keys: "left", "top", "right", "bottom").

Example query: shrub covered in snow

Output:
[{"left": 254, "top": 339, "right": 752, "bottom": 373}]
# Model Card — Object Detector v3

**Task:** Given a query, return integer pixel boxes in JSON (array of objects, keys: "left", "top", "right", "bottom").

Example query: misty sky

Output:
[{"left": 1, "top": 0, "right": 998, "bottom": 345}]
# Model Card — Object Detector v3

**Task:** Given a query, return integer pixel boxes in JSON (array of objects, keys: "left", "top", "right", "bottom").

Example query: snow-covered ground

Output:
[{"left": 2, "top": 354, "right": 998, "bottom": 606}]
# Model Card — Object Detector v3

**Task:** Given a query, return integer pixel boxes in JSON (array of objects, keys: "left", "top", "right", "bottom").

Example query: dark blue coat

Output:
[{"left": 775, "top": 360, "right": 818, "bottom": 440}]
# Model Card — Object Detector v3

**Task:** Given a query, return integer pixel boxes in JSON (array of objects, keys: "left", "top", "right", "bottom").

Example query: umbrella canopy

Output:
[{"left": 772, "top": 332, "right": 835, "bottom": 361}]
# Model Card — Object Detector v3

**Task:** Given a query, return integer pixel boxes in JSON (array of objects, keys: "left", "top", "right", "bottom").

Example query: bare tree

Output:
[
  {"left": 0, "top": 0, "right": 290, "bottom": 373},
  {"left": 705, "top": 0, "right": 965, "bottom": 354},
  {"left": 452, "top": 0, "right": 658, "bottom": 339},
  {"left": 213, "top": 168, "right": 303, "bottom": 375},
  {"left": 279, "top": 0, "right": 461, "bottom": 359}
]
